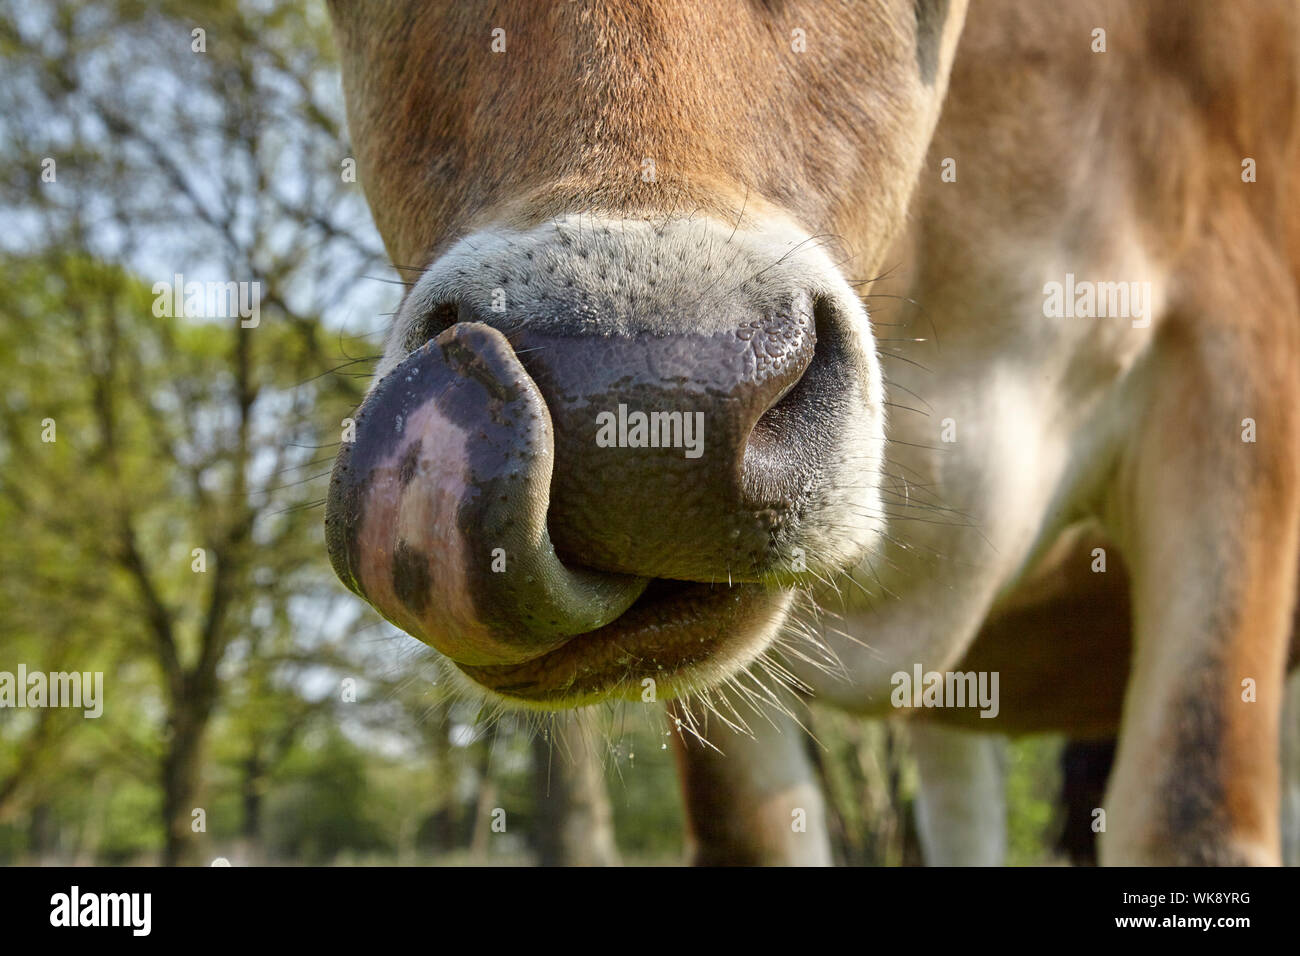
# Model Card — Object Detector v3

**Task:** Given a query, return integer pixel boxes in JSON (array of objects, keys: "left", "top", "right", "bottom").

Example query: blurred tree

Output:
[
  {"left": 0, "top": 252, "right": 368, "bottom": 863},
  {"left": 0, "top": 0, "right": 392, "bottom": 865}
]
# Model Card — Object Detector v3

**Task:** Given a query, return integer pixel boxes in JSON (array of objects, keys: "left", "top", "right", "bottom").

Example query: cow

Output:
[{"left": 322, "top": 0, "right": 1300, "bottom": 865}]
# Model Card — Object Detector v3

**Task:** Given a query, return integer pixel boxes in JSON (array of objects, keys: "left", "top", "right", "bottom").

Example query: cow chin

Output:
[
  {"left": 457, "top": 583, "right": 797, "bottom": 708},
  {"left": 325, "top": 215, "right": 886, "bottom": 709}
]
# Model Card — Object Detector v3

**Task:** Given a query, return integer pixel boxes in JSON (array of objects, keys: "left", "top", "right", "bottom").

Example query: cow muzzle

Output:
[{"left": 325, "top": 216, "right": 885, "bottom": 706}]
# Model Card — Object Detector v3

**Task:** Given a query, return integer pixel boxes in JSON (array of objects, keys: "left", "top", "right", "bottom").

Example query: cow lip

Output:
[{"left": 453, "top": 578, "right": 789, "bottom": 706}]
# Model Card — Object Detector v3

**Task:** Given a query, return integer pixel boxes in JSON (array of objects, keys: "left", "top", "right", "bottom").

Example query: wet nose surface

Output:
[{"left": 502, "top": 295, "right": 823, "bottom": 580}]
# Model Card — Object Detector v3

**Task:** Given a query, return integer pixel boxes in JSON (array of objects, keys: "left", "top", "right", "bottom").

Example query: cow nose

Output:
[
  {"left": 326, "top": 216, "right": 886, "bottom": 675},
  {"left": 422, "top": 291, "right": 834, "bottom": 582}
]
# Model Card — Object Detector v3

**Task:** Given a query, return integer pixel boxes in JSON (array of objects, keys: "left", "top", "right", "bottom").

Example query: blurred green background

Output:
[{"left": 0, "top": 0, "right": 1072, "bottom": 866}]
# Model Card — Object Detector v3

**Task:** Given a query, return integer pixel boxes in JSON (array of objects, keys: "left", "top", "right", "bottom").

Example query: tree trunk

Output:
[
  {"left": 236, "top": 751, "right": 265, "bottom": 865},
  {"left": 161, "top": 709, "right": 208, "bottom": 866},
  {"left": 27, "top": 801, "right": 53, "bottom": 864}
]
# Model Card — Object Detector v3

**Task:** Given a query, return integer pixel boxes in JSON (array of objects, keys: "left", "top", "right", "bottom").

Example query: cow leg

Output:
[
  {"left": 670, "top": 700, "right": 832, "bottom": 866},
  {"left": 1100, "top": 268, "right": 1300, "bottom": 864},
  {"left": 1282, "top": 670, "right": 1300, "bottom": 866},
  {"left": 910, "top": 722, "right": 1006, "bottom": 866}
]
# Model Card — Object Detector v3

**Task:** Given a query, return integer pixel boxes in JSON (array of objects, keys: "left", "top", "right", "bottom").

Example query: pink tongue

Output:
[{"left": 324, "top": 322, "right": 646, "bottom": 666}]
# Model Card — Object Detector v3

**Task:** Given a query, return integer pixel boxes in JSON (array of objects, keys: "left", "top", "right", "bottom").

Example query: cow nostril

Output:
[
  {"left": 408, "top": 301, "right": 460, "bottom": 349},
  {"left": 741, "top": 298, "right": 852, "bottom": 511}
]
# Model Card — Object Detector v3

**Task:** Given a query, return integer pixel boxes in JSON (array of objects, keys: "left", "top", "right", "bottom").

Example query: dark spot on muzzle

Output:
[
  {"left": 398, "top": 440, "right": 422, "bottom": 487},
  {"left": 392, "top": 539, "right": 432, "bottom": 615}
]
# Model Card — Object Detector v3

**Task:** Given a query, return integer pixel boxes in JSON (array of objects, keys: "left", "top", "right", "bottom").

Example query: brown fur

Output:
[{"left": 328, "top": 0, "right": 965, "bottom": 275}]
